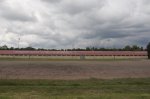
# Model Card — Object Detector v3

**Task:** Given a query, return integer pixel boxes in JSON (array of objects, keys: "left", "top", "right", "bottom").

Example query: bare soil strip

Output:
[{"left": 0, "top": 60, "right": 150, "bottom": 80}]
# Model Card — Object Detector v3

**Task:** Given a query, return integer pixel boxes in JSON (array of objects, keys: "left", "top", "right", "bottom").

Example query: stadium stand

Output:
[{"left": 0, "top": 50, "right": 147, "bottom": 56}]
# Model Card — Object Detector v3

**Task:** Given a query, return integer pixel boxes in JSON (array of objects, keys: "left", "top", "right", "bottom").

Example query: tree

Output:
[
  {"left": 24, "top": 47, "right": 35, "bottom": 50},
  {"left": 132, "top": 45, "right": 140, "bottom": 51},
  {"left": 10, "top": 47, "right": 14, "bottom": 50},
  {"left": 124, "top": 45, "right": 131, "bottom": 51},
  {"left": 86, "top": 47, "right": 91, "bottom": 51},
  {"left": 147, "top": 42, "right": 150, "bottom": 59},
  {"left": 140, "top": 47, "right": 144, "bottom": 51},
  {"left": 1, "top": 45, "right": 8, "bottom": 50}
]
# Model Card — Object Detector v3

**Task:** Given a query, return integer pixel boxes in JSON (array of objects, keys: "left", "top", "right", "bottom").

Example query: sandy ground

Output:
[{"left": 0, "top": 60, "right": 150, "bottom": 80}]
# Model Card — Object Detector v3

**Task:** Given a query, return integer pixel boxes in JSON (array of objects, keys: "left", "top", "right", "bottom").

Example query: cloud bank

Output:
[{"left": 0, "top": 0, "right": 150, "bottom": 49}]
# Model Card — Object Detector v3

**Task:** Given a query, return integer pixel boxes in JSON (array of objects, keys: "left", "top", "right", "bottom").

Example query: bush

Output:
[{"left": 147, "top": 42, "right": 150, "bottom": 59}]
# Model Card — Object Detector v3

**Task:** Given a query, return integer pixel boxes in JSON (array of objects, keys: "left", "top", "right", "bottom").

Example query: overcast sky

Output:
[{"left": 0, "top": 0, "right": 150, "bottom": 49}]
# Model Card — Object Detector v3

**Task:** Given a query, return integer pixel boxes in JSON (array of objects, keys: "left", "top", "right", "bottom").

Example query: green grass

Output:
[{"left": 0, "top": 78, "right": 150, "bottom": 99}]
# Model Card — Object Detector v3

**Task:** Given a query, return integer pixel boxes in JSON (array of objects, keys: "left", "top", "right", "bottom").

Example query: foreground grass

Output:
[{"left": 0, "top": 78, "right": 150, "bottom": 99}]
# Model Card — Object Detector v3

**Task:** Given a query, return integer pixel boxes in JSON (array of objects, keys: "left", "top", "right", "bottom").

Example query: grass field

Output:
[{"left": 0, "top": 78, "right": 150, "bottom": 99}]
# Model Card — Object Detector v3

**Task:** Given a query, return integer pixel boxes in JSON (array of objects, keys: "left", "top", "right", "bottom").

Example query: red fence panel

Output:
[{"left": 0, "top": 50, "right": 148, "bottom": 56}]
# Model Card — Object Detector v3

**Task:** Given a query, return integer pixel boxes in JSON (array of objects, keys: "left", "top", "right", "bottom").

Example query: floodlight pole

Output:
[{"left": 18, "top": 37, "right": 20, "bottom": 49}]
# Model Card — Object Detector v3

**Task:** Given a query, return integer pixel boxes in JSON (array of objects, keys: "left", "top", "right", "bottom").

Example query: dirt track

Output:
[{"left": 0, "top": 60, "right": 150, "bottom": 80}]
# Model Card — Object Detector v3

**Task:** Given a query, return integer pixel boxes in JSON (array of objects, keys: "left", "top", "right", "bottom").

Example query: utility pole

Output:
[{"left": 18, "top": 34, "right": 21, "bottom": 49}]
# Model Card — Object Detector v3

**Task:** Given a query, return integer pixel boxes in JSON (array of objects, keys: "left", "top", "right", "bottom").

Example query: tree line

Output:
[{"left": 0, "top": 45, "right": 146, "bottom": 51}]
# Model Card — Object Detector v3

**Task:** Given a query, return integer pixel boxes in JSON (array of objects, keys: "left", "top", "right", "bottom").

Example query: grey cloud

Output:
[
  {"left": 42, "top": 0, "right": 62, "bottom": 3},
  {"left": 59, "top": 0, "right": 105, "bottom": 15},
  {"left": 1, "top": 12, "right": 37, "bottom": 22},
  {"left": 0, "top": 0, "right": 150, "bottom": 49},
  {"left": 0, "top": 1, "right": 37, "bottom": 22}
]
